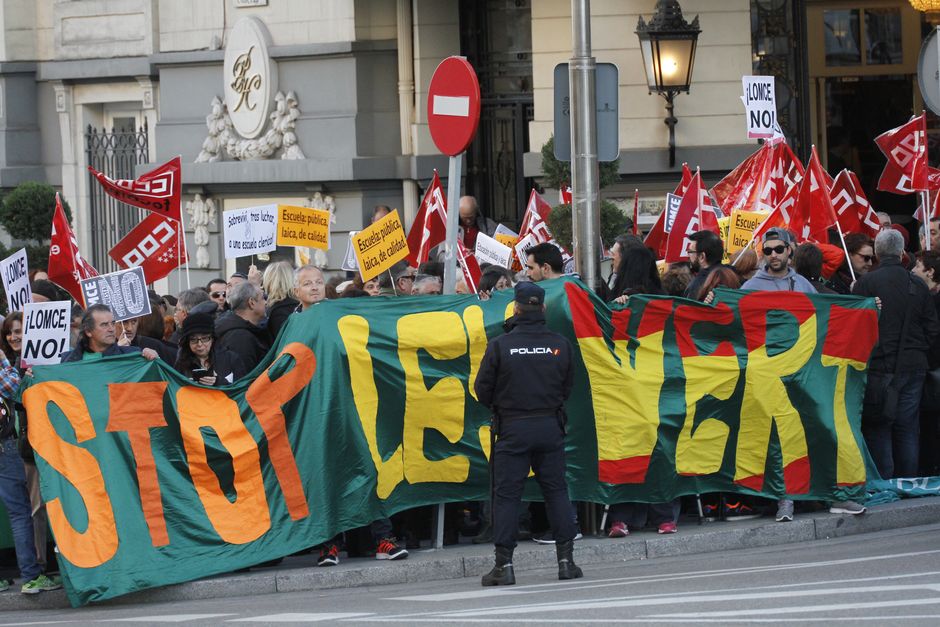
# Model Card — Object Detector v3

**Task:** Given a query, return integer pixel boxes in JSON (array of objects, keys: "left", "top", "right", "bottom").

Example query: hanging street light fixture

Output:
[{"left": 636, "top": 0, "right": 701, "bottom": 168}]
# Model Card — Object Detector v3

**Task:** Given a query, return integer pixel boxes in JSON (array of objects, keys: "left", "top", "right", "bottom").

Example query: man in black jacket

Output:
[
  {"left": 215, "top": 282, "right": 271, "bottom": 372},
  {"left": 853, "top": 229, "right": 939, "bottom": 478},
  {"left": 474, "top": 282, "right": 582, "bottom": 586}
]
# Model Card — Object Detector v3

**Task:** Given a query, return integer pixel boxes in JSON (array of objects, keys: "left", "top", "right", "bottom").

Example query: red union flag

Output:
[
  {"left": 405, "top": 171, "right": 447, "bottom": 267},
  {"left": 790, "top": 146, "right": 838, "bottom": 243},
  {"left": 829, "top": 170, "right": 862, "bottom": 234},
  {"left": 875, "top": 114, "right": 929, "bottom": 194},
  {"left": 646, "top": 164, "right": 693, "bottom": 258},
  {"left": 47, "top": 193, "right": 98, "bottom": 305},
  {"left": 664, "top": 171, "right": 718, "bottom": 263},
  {"left": 456, "top": 240, "right": 482, "bottom": 293},
  {"left": 512, "top": 189, "right": 572, "bottom": 270},
  {"left": 109, "top": 213, "right": 188, "bottom": 284},
  {"left": 89, "top": 156, "right": 182, "bottom": 222}
]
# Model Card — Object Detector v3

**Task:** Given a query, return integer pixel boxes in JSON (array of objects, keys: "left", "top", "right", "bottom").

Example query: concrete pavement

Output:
[{"left": 1, "top": 495, "right": 938, "bottom": 612}]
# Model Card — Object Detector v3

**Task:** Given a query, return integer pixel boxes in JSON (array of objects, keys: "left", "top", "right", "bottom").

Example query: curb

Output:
[{"left": 2, "top": 496, "right": 939, "bottom": 612}]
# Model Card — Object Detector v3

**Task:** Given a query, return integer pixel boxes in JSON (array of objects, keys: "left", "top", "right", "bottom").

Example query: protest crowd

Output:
[{"left": 1, "top": 113, "right": 940, "bottom": 596}]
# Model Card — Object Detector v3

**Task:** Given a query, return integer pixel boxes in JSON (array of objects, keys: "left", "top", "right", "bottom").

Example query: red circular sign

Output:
[{"left": 427, "top": 57, "right": 481, "bottom": 156}]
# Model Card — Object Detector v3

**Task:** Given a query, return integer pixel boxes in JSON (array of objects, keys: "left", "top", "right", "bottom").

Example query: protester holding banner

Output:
[
  {"left": 61, "top": 305, "right": 159, "bottom": 362},
  {"left": 116, "top": 317, "right": 176, "bottom": 362},
  {"left": 0, "top": 346, "right": 60, "bottom": 594},
  {"left": 214, "top": 282, "right": 270, "bottom": 373},
  {"left": 854, "top": 229, "right": 939, "bottom": 480},
  {"left": 609, "top": 247, "right": 664, "bottom": 304},
  {"left": 263, "top": 261, "right": 299, "bottom": 339},
  {"left": 173, "top": 313, "right": 245, "bottom": 385},
  {"left": 478, "top": 267, "right": 514, "bottom": 297},
  {"left": 741, "top": 229, "right": 817, "bottom": 295}
]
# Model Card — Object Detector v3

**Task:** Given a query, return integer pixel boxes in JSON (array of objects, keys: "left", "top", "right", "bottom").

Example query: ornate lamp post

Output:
[{"left": 636, "top": 0, "right": 701, "bottom": 168}]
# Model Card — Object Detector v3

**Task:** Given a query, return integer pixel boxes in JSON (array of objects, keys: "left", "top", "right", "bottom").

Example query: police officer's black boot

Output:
[
  {"left": 481, "top": 546, "right": 515, "bottom": 586},
  {"left": 556, "top": 540, "right": 583, "bottom": 580}
]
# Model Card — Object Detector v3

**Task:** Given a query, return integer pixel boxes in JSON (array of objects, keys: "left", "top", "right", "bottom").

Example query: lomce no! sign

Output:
[
  {"left": 80, "top": 266, "right": 152, "bottom": 322},
  {"left": 22, "top": 301, "right": 71, "bottom": 366},
  {"left": 352, "top": 210, "right": 410, "bottom": 282},
  {"left": 0, "top": 248, "right": 31, "bottom": 313},
  {"left": 742, "top": 75, "right": 776, "bottom": 139}
]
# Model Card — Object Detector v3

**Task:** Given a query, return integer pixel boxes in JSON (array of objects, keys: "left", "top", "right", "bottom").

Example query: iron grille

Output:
[{"left": 84, "top": 120, "right": 149, "bottom": 271}]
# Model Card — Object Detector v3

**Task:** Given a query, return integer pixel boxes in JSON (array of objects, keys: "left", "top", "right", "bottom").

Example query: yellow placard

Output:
[
  {"left": 351, "top": 209, "right": 410, "bottom": 281},
  {"left": 494, "top": 233, "right": 518, "bottom": 249},
  {"left": 726, "top": 210, "right": 768, "bottom": 256},
  {"left": 276, "top": 205, "right": 332, "bottom": 250}
]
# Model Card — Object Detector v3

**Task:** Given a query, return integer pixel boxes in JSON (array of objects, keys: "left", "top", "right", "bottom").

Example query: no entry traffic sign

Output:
[{"left": 427, "top": 56, "right": 481, "bottom": 156}]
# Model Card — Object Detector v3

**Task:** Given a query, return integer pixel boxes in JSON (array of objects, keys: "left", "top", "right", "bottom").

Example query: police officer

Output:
[{"left": 474, "top": 281, "right": 582, "bottom": 586}]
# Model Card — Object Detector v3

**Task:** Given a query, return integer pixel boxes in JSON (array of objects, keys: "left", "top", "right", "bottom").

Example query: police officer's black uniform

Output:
[{"left": 474, "top": 281, "right": 582, "bottom": 586}]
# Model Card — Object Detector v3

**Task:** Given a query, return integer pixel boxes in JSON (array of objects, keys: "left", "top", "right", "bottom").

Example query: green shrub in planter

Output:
[
  {"left": 547, "top": 200, "right": 632, "bottom": 252},
  {"left": 0, "top": 182, "right": 71, "bottom": 243}
]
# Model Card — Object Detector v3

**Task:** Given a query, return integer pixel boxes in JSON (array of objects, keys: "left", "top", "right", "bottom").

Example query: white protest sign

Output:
[
  {"left": 514, "top": 233, "right": 540, "bottom": 268},
  {"left": 80, "top": 267, "right": 151, "bottom": 322},
  {"left": 494, "top": 223, "right": 518, "bottom": 238},
  {"left": 0, "top": 248, "right": 31, "bottom": 312},
  {"left": 22, "top": 301, "right": 70, "bottom": 366},
  {"left": 742, "top": 75, "right": 776, "bottom": 139},
  {"left": 664, "top": 193, "right": 683, "bottom": 233},
  {"left": 223, "top": 204, "right": 278, "bottom": 259},
  {"left": 342, "top": 231, "right": 360, "bottom": 272},
  {"left": 474, "top": 232, "right": 512, "bottom": 268}
]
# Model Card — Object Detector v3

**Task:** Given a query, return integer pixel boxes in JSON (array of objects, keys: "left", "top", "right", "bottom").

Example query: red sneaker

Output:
[
  {"left": 657, "top": 521, "right": 678, "bottom": 534},
  {"left": 608, "top": 521, "right": 629, "bottom": 538},
  {"left": 317, "top": 543, "right": 339, "bottom": 566}
]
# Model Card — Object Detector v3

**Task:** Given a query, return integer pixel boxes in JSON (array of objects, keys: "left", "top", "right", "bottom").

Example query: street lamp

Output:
[{"left": 636, "top": 0, "right": 701, "bottom": 168}]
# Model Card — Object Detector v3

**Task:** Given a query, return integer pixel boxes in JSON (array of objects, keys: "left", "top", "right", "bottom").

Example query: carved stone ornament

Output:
[
  {"left": 195, "top": 16, "right": 305, "bottom": 162},
  {"left": 185, "top": 194, "right": 217, "bottom": 269},
  {"left": 306, "top": 192, "right": 335, "bottom": 268}
]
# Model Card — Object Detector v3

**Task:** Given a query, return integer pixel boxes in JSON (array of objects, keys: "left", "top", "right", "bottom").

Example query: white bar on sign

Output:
[{"left": 433, "top": 95, "right": 470, "bottom": 117}]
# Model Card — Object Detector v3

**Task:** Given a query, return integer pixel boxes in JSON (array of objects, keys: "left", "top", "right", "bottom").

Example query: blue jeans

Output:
[
  {"left": 863, "top": 370, "right": 925, "bottom": 479},
  {"left": 0, "top": 438, "right": 40, "bottom": 581}
]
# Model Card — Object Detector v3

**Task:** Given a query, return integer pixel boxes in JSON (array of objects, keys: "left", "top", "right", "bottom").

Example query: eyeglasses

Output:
[
  {"left": 854, "top": 253, "right": 873, "bottom": 263},
  {"left": 762, "top": 245, "right": 787, "bottom": 256},
  {"left": 210, "top": 291, "right": 226, "bottom": 299},
  {"left": 189, "top": 335, "right": 213, "bottom": 345}
]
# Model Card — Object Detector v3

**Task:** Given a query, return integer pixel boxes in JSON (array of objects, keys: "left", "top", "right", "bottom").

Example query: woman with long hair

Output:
[
  {"left": 0, "top": 312, "right": 22, "bottom": 366},
  {"left": 263, "top": 261, "right": 299, "bottom": 340},
  {"left": 611, "top": 246, "right": 664, "bottom": 302},
  {"left": 173, "top": 313, "right": 246, "bottom": 385}
]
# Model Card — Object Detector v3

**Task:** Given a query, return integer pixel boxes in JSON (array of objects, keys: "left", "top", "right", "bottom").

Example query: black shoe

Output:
[
  {"left": 481, "top": 546, "right": 515, "bottom": 586},
  {"left": 317, "top": 543, "right": 339, "bottom": 567},
  {"left": 556, "top": 540, "right": 583, "bottom": 580}
]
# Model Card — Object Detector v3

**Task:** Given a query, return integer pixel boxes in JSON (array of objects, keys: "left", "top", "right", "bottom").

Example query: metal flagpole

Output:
[
  {"left": 178, "top": 210, "right": 191, "bottom": 289},
  {"left": 922, "top": 191, "right": 932, "bottom": 252},
  {"left": 835, "top": 220, "right": 856, "bottom": 283}
]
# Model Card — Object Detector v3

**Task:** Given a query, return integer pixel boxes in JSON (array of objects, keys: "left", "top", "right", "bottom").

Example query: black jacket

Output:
[
  {"left": 214, "top": 311, "right": 271, "bottom": 373},
  {"left": 134, "top": 335, "right": 177, "bottom": 363},
  {"left": 853, "top": 256, "right": 940, "bottom": 373},
  {"left": 267, "top": 297, "right": 299, "bottom": 342},
  {"left": 174, "top": 346, "right": 247, "bottom": 385},
  {"left": 684, "top": 264, "right": 724, "bottom": 300},
  {"left": 61, "top": 343, "right": 140, "bottom": 363},
  {"left": 474, "top": 311, "right": 573, "bottom": 419}
]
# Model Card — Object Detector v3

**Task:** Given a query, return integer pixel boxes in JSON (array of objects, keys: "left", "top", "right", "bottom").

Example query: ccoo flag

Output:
[
  {"left": 88, "top": 156, "right": 183, "bottom": 222},
  {"left": 405, "top": 171, "right": 447, "bottom": 267},
  {"left": 47, "top": 194, "right": 98, "bottom": 305}
]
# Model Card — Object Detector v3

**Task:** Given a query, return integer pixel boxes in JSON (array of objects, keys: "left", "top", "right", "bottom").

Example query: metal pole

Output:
[
  {"left": 442, "top": 153, "right": 463, "bottom": 294},
  {"left": 664, "top": 92, "right": 677, "bottom": 169},
  {"left": 569, "top": 0, "right": 600, "bottom": 290}
]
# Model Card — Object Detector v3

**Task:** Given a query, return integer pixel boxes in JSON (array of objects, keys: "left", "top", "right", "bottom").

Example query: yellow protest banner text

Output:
[
  {"left": 352, "top": 209, "right": 410, "bottom": 281},
  {"left": 727, "top": 210, "right": 768, "bottom": 255},
  {"left": 277, "top": 205, "right": 331, "bottom": 250}
]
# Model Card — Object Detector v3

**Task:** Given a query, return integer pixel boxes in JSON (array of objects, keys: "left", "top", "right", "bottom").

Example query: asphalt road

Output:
[{"left": 2, "top": 523, "right": 940, "bottom": 625}]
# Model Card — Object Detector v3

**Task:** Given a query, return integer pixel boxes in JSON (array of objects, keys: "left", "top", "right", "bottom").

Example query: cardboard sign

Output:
[
  {"left": 342, "top": 231, "right": 360, "bottom": 272},
  {"left": 21, "top": 301, "right": 70, "bottom": 366},
  {"left": 276, "top": 205, "right": 331, "bottom": 250},
  {"left": 474, "top": 232, "right": 512, "bottom": 268},
  {"left": 351, "top": 210, "right": 410, "bottom": 281},
  {"left": 494, "top": 223, "right": 519, "bottom": 250},
  {"left": 80, "top": 267, "right": 152, "bottom": 322},
  {"left": 223, "top": 205, "right": 278, "bottom": 259},
  {"left": 663, "top": 193, "right": 683, "bottom": 233},
  {"left": 0, "top": 248, "right": 31, "bottom": 312},
  {"left": 742, "top": 75, "right": 776, "bottom": 139},
  {"left": 727, "top": 210, "right": 769, "bottom": 255}
]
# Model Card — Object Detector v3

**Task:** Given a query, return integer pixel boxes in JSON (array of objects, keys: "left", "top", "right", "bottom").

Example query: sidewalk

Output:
[{"left": 3, "top": 496, "right": 939, "bottom": 612}]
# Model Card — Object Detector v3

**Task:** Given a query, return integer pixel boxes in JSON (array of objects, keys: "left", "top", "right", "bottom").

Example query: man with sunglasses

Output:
[
  {"left": 741, "top": 229, "right": 817, "bottom": 294},
  {"left": 206, "top": 278, "right": 228, "bottom": 310}
]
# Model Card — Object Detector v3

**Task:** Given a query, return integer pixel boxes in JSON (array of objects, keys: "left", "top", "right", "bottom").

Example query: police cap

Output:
[{"left": 514, "top": 281, "right": 545, "bottom": 306}]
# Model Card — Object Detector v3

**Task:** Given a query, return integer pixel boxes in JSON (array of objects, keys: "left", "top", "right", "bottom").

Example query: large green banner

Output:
[{"left": 21, "top": 279, "right": 879, "bottom": 605}]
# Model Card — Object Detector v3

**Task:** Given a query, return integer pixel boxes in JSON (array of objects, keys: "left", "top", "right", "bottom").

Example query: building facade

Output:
[{"left": 0, "top": 0, "right": 933, "bottom": 288}]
